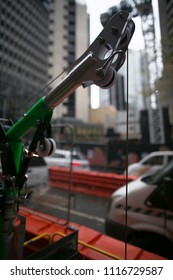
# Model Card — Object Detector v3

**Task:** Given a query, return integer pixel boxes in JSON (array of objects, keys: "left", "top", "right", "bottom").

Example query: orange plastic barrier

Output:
[
  {"left": 49, "top": 167, "right": 137, "bottom": 198},
  {"left": 20, "top": 206, "right": 166, "bottom": 260}
]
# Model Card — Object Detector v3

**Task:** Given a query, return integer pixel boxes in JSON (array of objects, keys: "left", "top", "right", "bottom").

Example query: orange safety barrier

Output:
[
  {"left": 49, "top": 167, "right": 137, "bottom": 198},
  {"left": 20, "top": 206, "right": 166, "bottom": 260}
]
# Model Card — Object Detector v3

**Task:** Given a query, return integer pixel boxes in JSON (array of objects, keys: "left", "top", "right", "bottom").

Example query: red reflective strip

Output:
[{"left": 72, "top": 162, "right": 81, "bottom": 167}]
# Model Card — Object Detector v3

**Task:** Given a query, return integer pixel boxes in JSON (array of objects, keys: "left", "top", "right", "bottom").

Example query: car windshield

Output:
[
  {"left": 142, "top": 159, "right": 173, "bottom": 185},
  {"left": 72, "top": 153, "right": 84, "bottom": 160}
]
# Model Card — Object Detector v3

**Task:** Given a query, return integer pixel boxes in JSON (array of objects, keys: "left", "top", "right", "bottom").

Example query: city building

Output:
[
  {"left": 98, "top": 49, "right": 145, "bottom": 139},
  {"left": 0, "top": 0, "right": 49, "bottom": 120},
  {"left": 47, "top": 0, "right": 90, "bottom": 122}
]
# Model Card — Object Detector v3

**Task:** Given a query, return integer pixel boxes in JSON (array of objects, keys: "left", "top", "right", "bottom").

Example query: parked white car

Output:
[
  {"left": 127, "top": 151, "right": 173, "bottom": 176},
  {"left": 106, "top": 159, "right": 173, "bottom": 258},
  {"left": 45, "top": 149, "right": 90, "bottom": 170}
]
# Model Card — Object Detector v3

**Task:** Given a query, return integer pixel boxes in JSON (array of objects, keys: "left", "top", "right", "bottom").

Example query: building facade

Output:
[
  {"left": 47, "top": 0, "right": 90, "bottom": 122},
  {"left": 0, "top": 0, "right": 49, "bottom": 119}
]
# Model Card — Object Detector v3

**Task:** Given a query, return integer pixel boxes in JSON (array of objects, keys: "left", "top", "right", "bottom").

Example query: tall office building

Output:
[
  {"left": 0, "top": 0, "right": 49, "bottom": 119},
  {"left": 47, "top": 0, "right": 90, "bottom": 121},
  {"left": 100, "top": 49, "right": 144, "bottom": 139}
]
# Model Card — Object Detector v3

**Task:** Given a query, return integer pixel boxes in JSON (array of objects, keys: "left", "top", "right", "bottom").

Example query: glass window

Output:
[
  {"left": 72, "top": 153, "right": 83, "bottom": 160},
  {"left": 145, "top": 180, "right": 173, "bottom": 212},
  {"left": 54, "top": 153, "right": 66, "bottom": 159},
  {"left": 146, "top": 184, "right": 165, "bottom": 209},
  {"left": 142, "top": 160, "right": 173, "bottom": 185},
  {"left": 144, "top": 156, "right": 163, "bottom": 165}
]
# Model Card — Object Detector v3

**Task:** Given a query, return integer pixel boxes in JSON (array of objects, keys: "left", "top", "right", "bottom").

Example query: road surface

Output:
[{"left": 25, "top": 186, "right": 110, "bottom": 234}]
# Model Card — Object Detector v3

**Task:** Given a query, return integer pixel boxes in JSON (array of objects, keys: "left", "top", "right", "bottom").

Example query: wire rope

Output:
[
  {"left": 125, "top": 48, "right": 129, "bottom": 260},
  {"left": 12, "top": 66, "right": 71, "bottom": 118}
]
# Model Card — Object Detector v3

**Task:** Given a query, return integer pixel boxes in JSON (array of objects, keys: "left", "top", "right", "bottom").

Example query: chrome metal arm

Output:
[{"left": 45, "top": 11, "right": 135, "bottom": 109}]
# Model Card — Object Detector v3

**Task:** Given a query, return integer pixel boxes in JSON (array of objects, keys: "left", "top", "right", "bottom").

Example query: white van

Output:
[
  {"left": 127, "top": 151, "right": 173, "bottom": 176},
  {"left": 105, "top": 159, "right": 173, "bottom": 259}
]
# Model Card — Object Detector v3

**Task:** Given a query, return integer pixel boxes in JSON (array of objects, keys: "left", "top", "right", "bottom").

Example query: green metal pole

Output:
[
  {"left": 0, "top": 141, "right": 23, "bottom": 259},
  {"left": 0, "top": 97, "right": 53, "bottom": 259}
]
